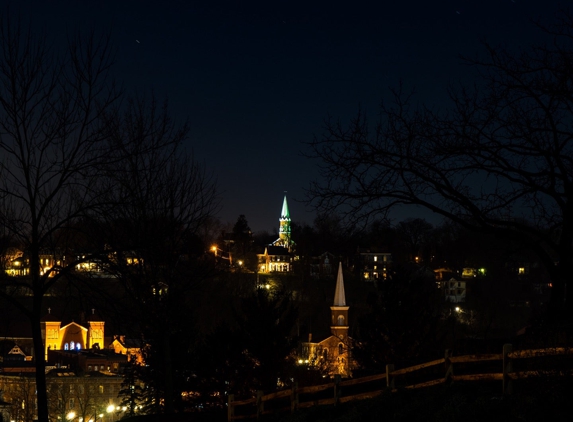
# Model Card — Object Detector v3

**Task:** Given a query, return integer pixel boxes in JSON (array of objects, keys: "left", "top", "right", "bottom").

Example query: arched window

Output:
[
  {"left": 337, "top": 315, "right": 345, "bottom": 325},
  {"left": 338, "top": 343, "right": 343, "bottom": 355},
  {"left": 64, "top": 343, "right": 69, "bottom": 350},
  {"left": 76, "top": 343, "right": 81, "bottom": 350},
  {"left": 70, "top": 341, "right": 75, "bottom": 350}
]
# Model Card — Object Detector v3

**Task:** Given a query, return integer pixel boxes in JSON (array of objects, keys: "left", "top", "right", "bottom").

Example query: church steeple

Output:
[
  {"left": 330, "top": 262, "right": 349, "bottom": 341},
  {"left": 272, "top": 194, "right": 294, "bottom": 251},
  {"left": 279, "top": 195, "right": 291, "bottom": 244}
]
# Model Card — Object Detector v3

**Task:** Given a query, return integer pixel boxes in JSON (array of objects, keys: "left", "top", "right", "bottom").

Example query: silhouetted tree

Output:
[
  {"left": 395, "top": 218, "right": 434, "bottom": 262},
  {"left": 307, "top": 12, "right": 573, "bottom": 321},
  {"left": 352, "top": 262, "right": 446, "bottom": 371},
  {"left": 0, "top": 16, "right": 120, "bottom": 421},
  {"left": 192, "top": 288, "right": 299, "bottom": 400},
  {"left": 118, "top": 360, "right": 145, "bottom": 417},
  {"left": 89, "top": 96, "right": 218, "bottom": 415},
  {"left": 231, "top": 215, "right": 256, "bottom": 270},
  {"left": 237, "top": 288, "right": 299, "bottom": 392}
]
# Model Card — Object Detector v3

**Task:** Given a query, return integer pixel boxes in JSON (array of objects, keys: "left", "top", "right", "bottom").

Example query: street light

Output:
[
  {"left": 106, "top": 405, "right": 115, "bottom": 422},
  {"left": 66, "top": 411, "right": 76, "bottom": 421}
]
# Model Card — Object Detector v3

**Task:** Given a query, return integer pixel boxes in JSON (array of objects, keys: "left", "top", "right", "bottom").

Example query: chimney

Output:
[{"left": 308, "top": 333, "right": 312, "bottom": 343}]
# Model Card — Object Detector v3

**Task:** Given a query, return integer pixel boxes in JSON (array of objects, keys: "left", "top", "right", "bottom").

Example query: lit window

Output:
[
  {"left": 374, "top": 256, "right": 378, "bottom": 262},
  {"left": 518, "top": 267, "right": 525, "bottom": 274}
]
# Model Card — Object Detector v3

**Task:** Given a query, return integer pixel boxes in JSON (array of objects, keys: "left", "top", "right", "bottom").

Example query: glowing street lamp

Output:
[
  {"left": 66, "top": 411, "right": 76, "bottom": 420},
  {"left": 106, "top": 405, "right": 116, "bottom": 422}
]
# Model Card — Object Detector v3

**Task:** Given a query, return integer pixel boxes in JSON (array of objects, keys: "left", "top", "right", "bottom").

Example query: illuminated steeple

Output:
[
  {"left": 272, "top": 194, "right": 294, "bottom": 251},
  {"left": 331, "top": 262, "right": 349, "bottom": 341},
  {"left": 333, "top": 262, "right": 346, "bottom": 307},
  {"left": 279, "top": 195, "right": 291, "bottom": 243}
]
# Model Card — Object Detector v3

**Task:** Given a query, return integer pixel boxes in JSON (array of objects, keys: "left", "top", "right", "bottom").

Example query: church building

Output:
[
  {"left": 42, "top": 309, "right": 105, "bottom": 360},
  {"left": 258, "top": 195, "right": 296, "bottom": 273},
  {"left": 299, "top": 262, "right": 354, "bottom": 377}
]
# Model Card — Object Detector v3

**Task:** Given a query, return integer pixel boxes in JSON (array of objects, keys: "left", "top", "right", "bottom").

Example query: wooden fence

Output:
[{"left": 227, "top": 344, "right": 572, "bottom": 421}]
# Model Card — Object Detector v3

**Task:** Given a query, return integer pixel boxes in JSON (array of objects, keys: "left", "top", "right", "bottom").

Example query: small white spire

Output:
[{"left": 333, "top": 262, "right": 346, "bottom": 306}]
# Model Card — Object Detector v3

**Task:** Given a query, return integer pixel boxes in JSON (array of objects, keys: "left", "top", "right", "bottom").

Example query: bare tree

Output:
[
  {"left": 307, "top": 13, "right": 573, "bottom": 320},
  {"left": 0, "top": 16, "right": 120, "bottom": 421},
  {"left": 88, "top": 96, "right": 219, "bottom": 415}
]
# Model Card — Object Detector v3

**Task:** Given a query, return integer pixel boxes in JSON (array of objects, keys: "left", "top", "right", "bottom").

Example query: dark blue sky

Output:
[{"left": 6, "top": 0, "right": 566, "bottom": 232}]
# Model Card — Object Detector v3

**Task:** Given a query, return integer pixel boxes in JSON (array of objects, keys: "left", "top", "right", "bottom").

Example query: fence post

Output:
[
  {"left": 227, "top": 394, "right": 234, "bottom": 422},
  {"left": 333, "top": 374, "right": 341, "bottom": 406},
  {"left": 291, "top": 382, "right": 299, "bottom": 413},
  {"left": 256, "top": 390, "right": 264, "bottom": 419},
  {"left": 503, "top": 343, "right": 513, "bottom": 395},
  {"left": 444, "top": 349, "right": 453, "bottom": 385},
  {"left": 386, "top": 364, "right": 395, "bottom": 390}
]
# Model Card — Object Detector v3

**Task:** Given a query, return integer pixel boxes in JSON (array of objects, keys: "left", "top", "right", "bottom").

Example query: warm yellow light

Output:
[
  {"left": 298, "top": 359, "right": 303, "bottom": 364},
  {"left": 66, "top": 411, "right": 76, "bottom": 420},
  {"left": 238, "top": 260, "right": 243, "bottom": 266},
  {"left": 265, "top": 284, "right": 270, "bottom": 290},
  {"left": 211, "top": 246, "right": 217, "bottom": 252},
  {"left": 455, "top": 307, "right": 461, "bottom": 313},
  {"left": 106, "top": 405, "right": 115, "bottom": 413}
]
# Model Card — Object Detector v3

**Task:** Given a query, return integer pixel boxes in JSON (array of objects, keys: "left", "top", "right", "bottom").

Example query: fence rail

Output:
[{"left": 227, "top": 344, "right": 572, "bottom": 421}]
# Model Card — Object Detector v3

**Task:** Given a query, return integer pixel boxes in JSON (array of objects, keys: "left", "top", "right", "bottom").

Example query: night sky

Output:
[{"left": 5, "top": 0, "right": 566, "bottom": 232}]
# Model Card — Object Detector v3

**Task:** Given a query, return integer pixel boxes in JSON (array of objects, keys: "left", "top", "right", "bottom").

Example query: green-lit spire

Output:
[
  {"left": 279, "top": 195, "right": 291, "bottom": 239},
  {"left": 281, "top": 195, "right": 290, "bottom": 219}
]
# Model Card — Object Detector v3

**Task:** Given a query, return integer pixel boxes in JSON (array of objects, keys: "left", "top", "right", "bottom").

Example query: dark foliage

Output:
[{"left": 352, "top": 262, "right": 447, "bottom": 371}]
